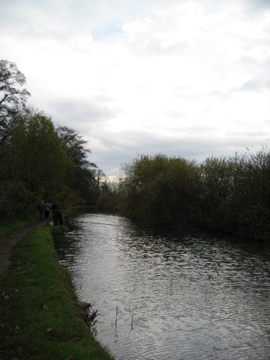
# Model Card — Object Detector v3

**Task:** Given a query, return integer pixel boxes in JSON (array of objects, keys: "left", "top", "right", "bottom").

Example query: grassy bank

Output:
[
  {"left": 0, "top": 218, "right": 37, "bottom": 239},
  {"left": 0, "top": 225, "right": 114, "bottom": 360}
]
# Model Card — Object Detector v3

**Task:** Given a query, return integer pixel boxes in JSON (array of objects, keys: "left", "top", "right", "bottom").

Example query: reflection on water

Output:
[{"left": 55, "top": 213, "right": 270, "bottom": 360}]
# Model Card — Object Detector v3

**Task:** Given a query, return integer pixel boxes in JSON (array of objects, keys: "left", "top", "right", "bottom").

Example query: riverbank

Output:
[{"left": 0, "top": 224, "right": 114, "bottom": 360}]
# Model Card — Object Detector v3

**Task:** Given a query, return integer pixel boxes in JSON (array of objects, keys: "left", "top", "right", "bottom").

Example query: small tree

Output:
[{"left": 119, "top": 154, "right": 200, "bottom": 228}]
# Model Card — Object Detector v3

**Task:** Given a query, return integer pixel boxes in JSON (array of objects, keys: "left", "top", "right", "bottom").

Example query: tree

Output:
[
  {"left": 199, "top": 156, "right": 235, "bottom": 230},
  {"left": 56, "top": 126, "right": 98, "bottom": 204},
  {"left": 56, "top": 126, "right": 95, "bottom": 169},
  {"left": 0, "top": 60, "right": 30, "bottom": 146},
  {"left": 232, "top": 148, "right": 270, "bottom": 239},
  {"left": 0, "top": 109, "right": 72, "bottom": 202},
  {"left": 0, "top": 181, "right": 34, "bottom": 224},
  {"left": 119, "top": 154, "right": 200, "bottom": 228}
]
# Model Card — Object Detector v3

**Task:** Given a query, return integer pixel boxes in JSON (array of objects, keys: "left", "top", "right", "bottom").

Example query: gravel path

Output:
[{"left": 0, "top": 221, "right": 46, "bottom": 273}]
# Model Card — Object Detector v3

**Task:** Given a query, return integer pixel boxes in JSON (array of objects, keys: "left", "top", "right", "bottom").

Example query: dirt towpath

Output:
[{"left": 0, "top": 221, "right": 46, "bottom": 273}]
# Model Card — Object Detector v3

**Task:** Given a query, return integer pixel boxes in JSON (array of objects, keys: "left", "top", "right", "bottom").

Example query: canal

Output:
[{"left": 54, "top": 212, "right": 270, "bottom": 360}]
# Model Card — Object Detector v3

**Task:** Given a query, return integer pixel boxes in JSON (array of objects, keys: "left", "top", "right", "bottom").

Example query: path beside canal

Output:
[{"left": 0, "top": 220, "right": 46, "bottom": 273}]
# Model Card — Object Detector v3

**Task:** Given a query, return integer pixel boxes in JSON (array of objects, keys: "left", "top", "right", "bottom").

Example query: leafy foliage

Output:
[
  {"left": 0, "top": 60, "right": 30, "bottom": 147},
  {"left": 0, "top": 109, "right": 72, "bottom": 203},
  {"left": 0, "top": 181, "right": 34, "bottom": 224},
  {"left": 0, "top": 60, "right": 106, "bottom": 218},
  {"left": 119, "top": 149, "right": 270, "bottom": 240},
  {"left": 120, "top": 154, "right": 200, "bottom": 228},
  {"left": 56, "top": 126, "right": 98, "bottom": 204},
  {"left": 97, "top": 192, "right": 116, "bottom": 213}
]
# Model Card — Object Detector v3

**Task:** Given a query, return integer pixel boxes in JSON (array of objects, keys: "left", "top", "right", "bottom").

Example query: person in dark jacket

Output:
[
  {"left": 44, "top": 202, "right": 52, "bottom": 219},
  {"left": 52, "top": 203, "right": 58, "bottom": 213},
  {"left": 53, "top": 206, "right": 63, "bottom": 226}
]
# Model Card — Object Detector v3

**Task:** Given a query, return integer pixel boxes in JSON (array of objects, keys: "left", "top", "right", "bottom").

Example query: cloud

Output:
[
  {"left": 86, "top": 126, "right": 270, "bottom": 177},
  {"left": 92, "top": 22, "right": 124, "bottom": 41},
  {"left": 48, "top": 99, "right": 117, "bottom": 127},
  {"left": 243, "top": 0, "right": 270, "bottom": 13},
  {"left": 0, "top": 0, "right": 269, "bottom": 177}
]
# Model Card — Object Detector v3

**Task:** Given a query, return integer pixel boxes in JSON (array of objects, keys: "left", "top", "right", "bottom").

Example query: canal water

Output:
[{"left": 54, "top": 213, "right": 270, "bottom": 360}]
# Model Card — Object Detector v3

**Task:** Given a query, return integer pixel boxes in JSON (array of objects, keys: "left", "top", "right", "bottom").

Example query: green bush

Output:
[
  {"left": 97, "top": 192, "right": 116, "bottom": 213},
  {"left": 238, "top": 204, "right": 270, "bottom": 240},
  {"left": 119, "top": 154, "right": 200, "bottom": 228},
  {"left": 0, "top": 181, "right": 34, "bottom": 224},
  {"left": 119, "top": 149, "right": 270, "bottom": 239}
]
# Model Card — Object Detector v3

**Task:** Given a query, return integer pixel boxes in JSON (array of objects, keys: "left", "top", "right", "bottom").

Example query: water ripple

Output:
[{"left": 55, "top": 213, "right": 270, "bottom": 360}]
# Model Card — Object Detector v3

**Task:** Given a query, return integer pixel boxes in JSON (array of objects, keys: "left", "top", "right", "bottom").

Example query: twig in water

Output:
[
  {"left": 111, "top": 306, "right": 118, "bottom": 330},
  {"left": 110, "top": 306, "right": 119, "bottom": 337},
  {"left": 115, "top": 306, "right": 118, "bottom": 328},
  {"left": 129, "top": 307, "right": 134, "bottom": 329}
]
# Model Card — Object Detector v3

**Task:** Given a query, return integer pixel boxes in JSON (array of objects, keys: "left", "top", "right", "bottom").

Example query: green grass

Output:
[
  {"left": 0, "top": 218, "right": 37, "bottom": 239},
  {"left": 0, "top": 226, "right": 114, "bottom": 360}
]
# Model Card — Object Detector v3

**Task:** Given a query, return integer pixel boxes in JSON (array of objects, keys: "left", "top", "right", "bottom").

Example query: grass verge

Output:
[
  {"left": 0, "top": 218, "right": 37, "bottom": 240},
  {"left": 0, "top": 226, "right": 114, "bottom": 360}
]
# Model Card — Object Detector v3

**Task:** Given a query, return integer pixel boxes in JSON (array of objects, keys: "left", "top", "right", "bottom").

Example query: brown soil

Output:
[{"left": 0, "top": 221, "right": 46, "bottom": 273}]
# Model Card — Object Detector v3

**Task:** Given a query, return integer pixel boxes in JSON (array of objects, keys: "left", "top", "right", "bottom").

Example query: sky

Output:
[{"left": 0, "top": 0, "right": 269, "bottom": 178}]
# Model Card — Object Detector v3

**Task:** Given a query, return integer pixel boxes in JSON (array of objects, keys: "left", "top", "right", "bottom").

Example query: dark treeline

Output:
[
  {"left": 0, "top": 60, "right": 107, "bottom": 224},
  {"left": 118, "top": 151, "right": 270, "bottom": 241},
  {"left": 1, "top": 60, "right": 270, "bottom": 241}
]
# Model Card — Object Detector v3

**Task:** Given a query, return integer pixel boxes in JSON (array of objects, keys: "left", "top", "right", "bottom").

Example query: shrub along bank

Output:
[
  {"left": 119, "top": 150, "right": 270, "bottom": 240},
  {"left": 0, "top": 225, "right": 114, "bottom": 360}
]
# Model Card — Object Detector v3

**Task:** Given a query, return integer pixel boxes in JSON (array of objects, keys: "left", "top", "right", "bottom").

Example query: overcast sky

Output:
[{"left": 0, "top": 0, "right": 269, "bottom": 178}]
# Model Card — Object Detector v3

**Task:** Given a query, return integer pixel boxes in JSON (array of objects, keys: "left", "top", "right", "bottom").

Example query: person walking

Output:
[
  {"left": 44, "top": 202, "right": 52, "bottom": 219},
  {"left": 53, "top": 205, "right": 63, "bottom": 225}
]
